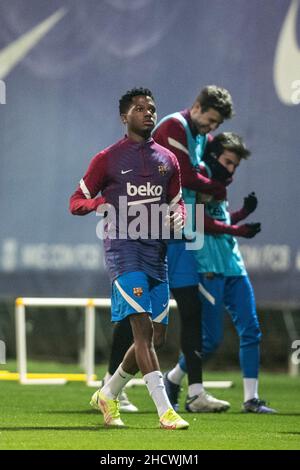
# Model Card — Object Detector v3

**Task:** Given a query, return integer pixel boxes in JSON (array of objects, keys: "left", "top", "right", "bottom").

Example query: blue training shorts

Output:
[{"left": 111, "top": 271, "right": 169, "bottom": 325}]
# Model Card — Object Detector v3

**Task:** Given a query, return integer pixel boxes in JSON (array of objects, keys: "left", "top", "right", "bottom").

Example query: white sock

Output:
[
  {"left": 144, "top": 370, "right": 172, "bottom": 417},
  {"left": 188, "top": 383, "right": 204, "bottom": 397},
  {"left": 243, "top": 378, "right": 259, "bottom": 402},
  {"left": 167, "top": 364, "right": 186, "bottom": 385},
  {"left": 103, "top": 372, "right": 111, "bottom": 384},
  {"left": 101, "top": 364, "right": 134, "bottom": 399}
]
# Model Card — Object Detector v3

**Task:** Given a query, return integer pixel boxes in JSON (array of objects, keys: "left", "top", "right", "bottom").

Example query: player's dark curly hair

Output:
[
  {"left": 119, "top": 87, "right": 155, "bottom": 115},
  {"left": 205, "top": 132, "right": 251, "bottom": 160},
  {"left": 196, "top": 85, "right": 234, "bottom": 120}
]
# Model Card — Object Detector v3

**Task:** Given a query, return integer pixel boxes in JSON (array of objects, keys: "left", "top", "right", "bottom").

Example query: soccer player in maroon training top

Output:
[
  {"left": 152, "top": 85, "right": 233, "bottom": 412},
  {"left": 69, "top": 87, "right": 189, "bottom": 429}
]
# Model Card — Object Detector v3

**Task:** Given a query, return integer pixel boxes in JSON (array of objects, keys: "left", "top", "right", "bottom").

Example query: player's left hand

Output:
[
  {"left": 243, "top": 192, "right": 258, "bottom": 214},
  {"left": 165, "top": 211, "right": 184, "bottom": 233}
]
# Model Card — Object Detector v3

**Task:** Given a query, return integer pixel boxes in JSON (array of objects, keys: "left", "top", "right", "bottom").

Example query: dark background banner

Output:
[{"left": 0, "top": 0, "right": 299, "bottom": 303}]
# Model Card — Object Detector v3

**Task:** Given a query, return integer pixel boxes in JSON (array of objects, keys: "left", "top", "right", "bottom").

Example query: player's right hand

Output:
[{"left": 237, "top": 222, "right": 261, "bottom": 238}]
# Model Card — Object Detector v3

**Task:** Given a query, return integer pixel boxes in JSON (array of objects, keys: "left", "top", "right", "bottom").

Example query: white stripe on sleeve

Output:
[
  {"left": 168, "top": 137, "right": 189, "bottom": 155},
  {"left": 79, "top": 178, "right": 91, "bottom": 199},
  {"left": 169, "top": 190, "right": 182, "bottom": 208}
]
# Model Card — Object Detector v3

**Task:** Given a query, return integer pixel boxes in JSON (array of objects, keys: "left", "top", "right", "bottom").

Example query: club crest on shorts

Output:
[
  {"left": 133, "top": 287, "right": 143, "bottom": 297},
  {"left": 158, "top": 164, "right": 168, "bottom": 176}
]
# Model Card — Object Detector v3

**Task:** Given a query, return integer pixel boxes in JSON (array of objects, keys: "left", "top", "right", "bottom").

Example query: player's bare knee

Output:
[{"left": 130, "top": 313, "right": 154, "bottom": 341}]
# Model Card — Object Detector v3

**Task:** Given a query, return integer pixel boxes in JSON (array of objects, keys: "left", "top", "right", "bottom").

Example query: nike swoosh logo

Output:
[
  {"left": 274, "top": 0, "right": 300, "bottom": 105},
  {"left": 0, "top": 8, "right": 67, "bottom": 79},
  {"left": 121, "top": 169, "right": 133, "bottom": 174},
  {"left": 162, "top": 302, "right": 168, "bottom": 308}
]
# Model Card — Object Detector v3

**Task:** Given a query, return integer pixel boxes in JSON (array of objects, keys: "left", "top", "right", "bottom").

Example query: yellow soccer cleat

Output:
[
  {"left": 159, "top": 408, "right": 189, "bottom": 430},
  {"left": 90, "top": 390, "right": 125, "bottom": 427}
]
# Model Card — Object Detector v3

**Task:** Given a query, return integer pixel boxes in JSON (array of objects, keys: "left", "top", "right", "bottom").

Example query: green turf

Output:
[{"left": 0, "top": 362, "right": 299, "bottom": 450}]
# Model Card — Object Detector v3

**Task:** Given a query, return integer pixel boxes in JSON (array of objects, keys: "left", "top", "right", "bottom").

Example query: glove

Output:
[
  {"left": 236, "top": 222, "right": 261, "bottom": 238},
  {"left": 243, "top": 192, "right": 257, "bottom": 214}
]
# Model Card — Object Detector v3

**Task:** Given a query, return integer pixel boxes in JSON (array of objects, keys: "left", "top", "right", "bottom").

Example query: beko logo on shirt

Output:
[{"left": 127, "top": 182, "right": 163, "bottom": 197}]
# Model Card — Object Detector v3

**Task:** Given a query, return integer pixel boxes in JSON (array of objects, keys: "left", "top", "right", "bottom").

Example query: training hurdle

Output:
[
  {"left": 14, "top": 297, "right": 233, "bottom": 388},
  {"left": 15, "top": 297, "right": 109, "bottom": 386}
]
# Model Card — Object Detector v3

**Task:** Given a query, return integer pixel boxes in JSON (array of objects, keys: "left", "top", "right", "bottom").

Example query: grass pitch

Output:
[{"left": 0, "top": 362, "right": 299, "bottom": 450}]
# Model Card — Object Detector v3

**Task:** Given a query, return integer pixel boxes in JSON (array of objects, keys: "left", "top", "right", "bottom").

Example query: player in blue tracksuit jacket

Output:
[{"left": 176, "top": 132, "right": 277, "bottom": 413}]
